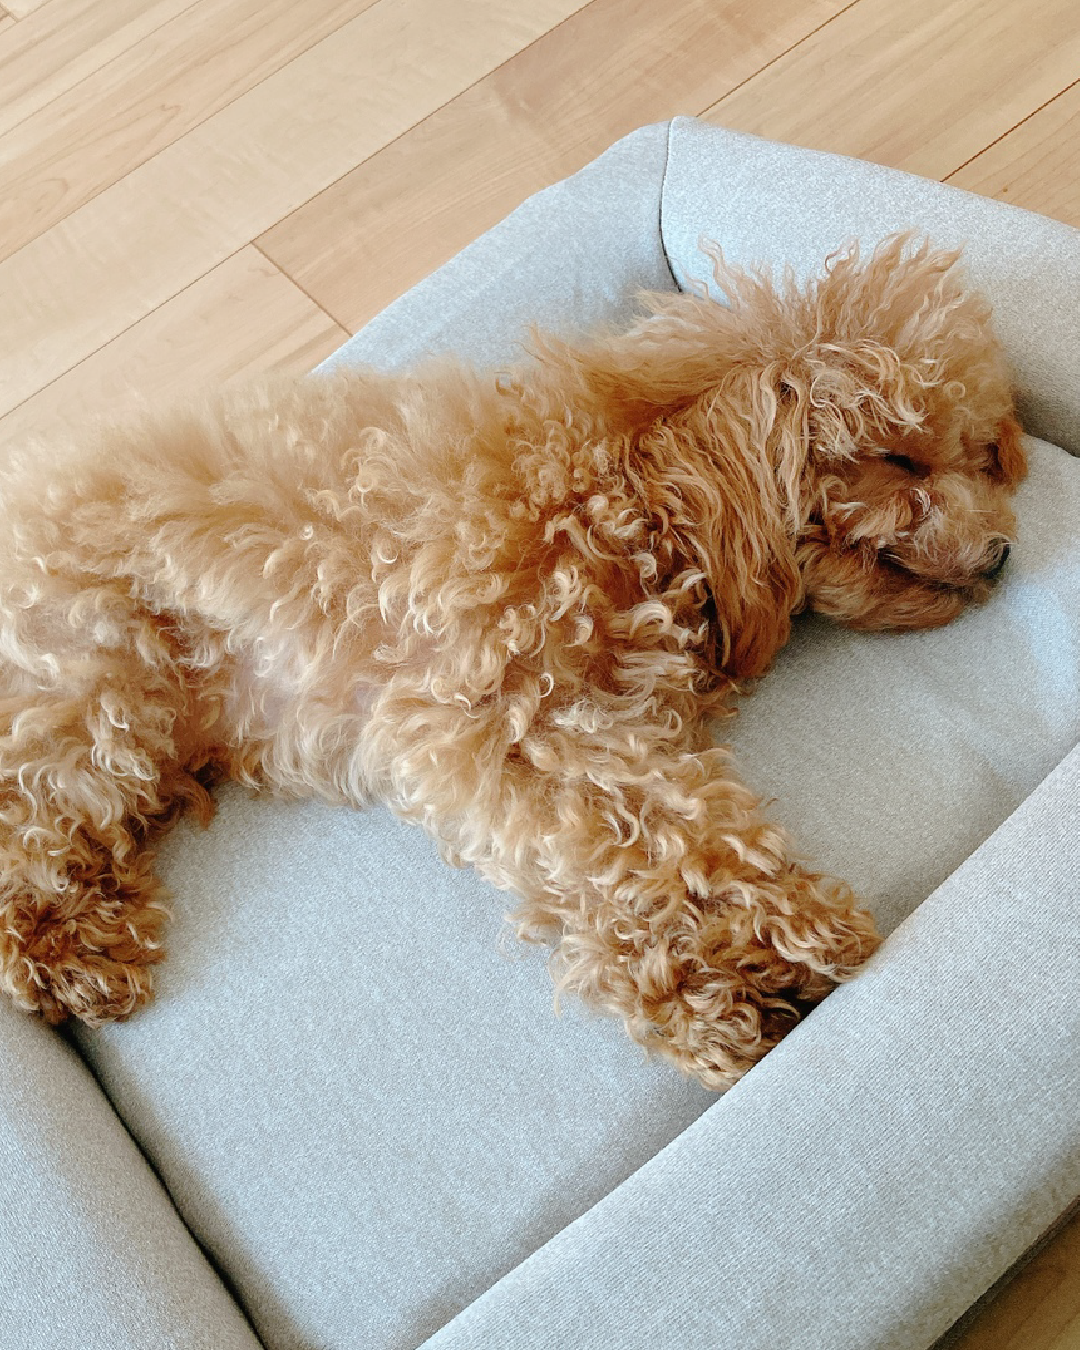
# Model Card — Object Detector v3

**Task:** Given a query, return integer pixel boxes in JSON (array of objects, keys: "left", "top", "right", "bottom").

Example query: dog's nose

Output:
[{"left": 983, "top": 540, "right": 1011, "bottom": 579}]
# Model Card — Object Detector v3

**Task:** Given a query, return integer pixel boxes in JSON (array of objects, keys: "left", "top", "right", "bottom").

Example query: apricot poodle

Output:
[{"left": 0, "top": 236, "right": 1025, "bottom": 1089}]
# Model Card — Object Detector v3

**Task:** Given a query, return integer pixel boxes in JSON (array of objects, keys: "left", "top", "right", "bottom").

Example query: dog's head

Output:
[
  {"left": 773, "top": 238, "right": 1027, "bottom": 630},
  {"left": 534, "top": 236, "right": 1025, "bottom": 668}
]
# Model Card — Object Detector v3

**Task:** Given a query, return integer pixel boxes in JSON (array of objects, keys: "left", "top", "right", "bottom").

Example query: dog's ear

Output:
[
  {"left": 713, "top": 561, "right": 801, "bottom": 680},
  {"left": 634, "top": 409, "right": 802, "bottom": 681},
  {"left": 988, "top": 411, "right": 1027, "bottom": 486}
]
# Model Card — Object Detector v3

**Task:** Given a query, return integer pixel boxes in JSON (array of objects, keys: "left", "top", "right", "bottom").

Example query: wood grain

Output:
[
  {"left": 704, "top": 0, "right": 1080, "bottom": 179},
  {"left": 0, "top": 0, "right": 588, "bottom": 417},
  {"left": 0, "top": 247, "right": 346, "bottom": 450},
  {"left": 4, "top": 0, "right": 49, "bottom": 17},
  {"left": 0, "top": 0, "right": 194, "bottom": 136},
  {"left": 259, "top": 0, "right": 846, "bottom": 333},
  {"left": 948, "top": 82, "right": 1080, "bottom": 227},
  {"left": 948, "top": 1209, "right": 1080, "bottom": 1350},
  {"left": 0, "top": 0, "right": 381, "bottom": 261}
]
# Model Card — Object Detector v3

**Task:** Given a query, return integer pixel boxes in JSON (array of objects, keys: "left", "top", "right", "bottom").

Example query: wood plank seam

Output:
[
  {"left": 258, "top": 0, "right": 853, "bottom": 335},
  {"left": 0, "top": 240, "right": 256, "bottom": 422},
  {"left": 0, "top": 0, "right": 207, "bottom": 143},
  {"left": 262, "top": 0, "right": 603, "bottom": 252},
  {"left": 249, "top": 239, "right": 353, "bottom": 335},
  {"left": 0, "top": 0, "right": 594, "bottom": 416},
  {"left": 945, "top": 72, "right": 1080, "bottom": 180},
  {"left": 0, "top": 0, "right": 375, "bottom": 256},
  {"left": 701, "top": 0, "right": 864, "bottom": 117}
]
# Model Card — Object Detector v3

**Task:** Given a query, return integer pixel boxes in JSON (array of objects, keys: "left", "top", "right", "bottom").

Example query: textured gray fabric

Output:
[
  {"left": 0, "top": 1003, "right": 261, "bottom": 1350},
  {"left": 421, "top": 744, "right": 1080, "bottom": 1350},
  {"left": 661, "top": 117, "right": 1080, "bottom": 455},
  {"left": 61, "top": 120, "right": 1080, "bottom": 1350},
  {"left": 319, "top": 119, "right": 677, "bottom": 373},
  {"left": 73, "top": 796, "right": 712, "bottom": 1350}
]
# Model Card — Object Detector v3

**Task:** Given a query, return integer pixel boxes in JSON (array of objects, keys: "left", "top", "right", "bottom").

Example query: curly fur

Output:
[{"left": 0, "top": 236, "right": 1025, "bottom": 1090}]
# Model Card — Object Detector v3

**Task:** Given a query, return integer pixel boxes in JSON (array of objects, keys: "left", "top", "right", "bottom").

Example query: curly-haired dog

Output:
[{"left": 0, "top": 237, "right": 1025, "bottom": 1089}]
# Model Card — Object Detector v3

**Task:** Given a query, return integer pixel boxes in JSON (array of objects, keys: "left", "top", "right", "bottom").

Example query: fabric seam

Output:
[{"left": 658, "top": 117, "right": 680, "bottom": 292}]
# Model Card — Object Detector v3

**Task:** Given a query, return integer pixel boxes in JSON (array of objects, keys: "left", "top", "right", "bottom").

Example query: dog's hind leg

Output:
[{"left": 0, "top": 597, "right": 216, "bottom": 1026}]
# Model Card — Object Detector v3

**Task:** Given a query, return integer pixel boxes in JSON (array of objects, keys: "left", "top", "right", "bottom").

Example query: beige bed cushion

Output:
[{"left": 71, "top": 427, "right": 1080, "bottom": 1350}]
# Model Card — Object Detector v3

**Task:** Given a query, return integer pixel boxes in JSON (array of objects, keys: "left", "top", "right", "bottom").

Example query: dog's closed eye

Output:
[{"left": 882, "top": 453, "right": 928, "bottom": 478}]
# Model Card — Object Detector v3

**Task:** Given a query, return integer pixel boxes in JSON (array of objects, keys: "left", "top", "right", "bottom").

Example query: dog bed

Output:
[{"left": 3, "top": 118, "right": 1078, "bottom": 1350}]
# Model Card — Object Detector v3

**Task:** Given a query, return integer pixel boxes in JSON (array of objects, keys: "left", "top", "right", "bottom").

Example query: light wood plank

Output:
[
  {"left": 949, "top": 1210, "right": 1080, "bottom": 1350},
  {"left": 0, "top": 0, "right": 196, "bottom": 136},
  {"left": 703, "top": 0, "right": 1080, "bottom": 180},
  {"left": 0, "top": 0, "right": 381, "bottom": 262},
  {"left": 947, "top": 83, "right": 1080, "bottom": 227},
  {"left": 0, "top": 248, "right": 347, "bottom": 451},
  {"left": 4, "top": 0, "right": 50, "bottom": 17},
  {"left": 0, "top": 0, "right": 588, "bottom": 418},
  {"left": 260, "top": 0, "right": 845, "bottom": 333}
]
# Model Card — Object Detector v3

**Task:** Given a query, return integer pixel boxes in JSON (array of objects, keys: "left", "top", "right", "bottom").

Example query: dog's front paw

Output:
[
  {"left": 622, "top": 877, "right": 882, "bottom": 1090},
  {"left": 1, "top": 892, "right": 168, "bottom": 1026},
  {"left": 756, "top": 870, "right": 882, "bottom": 982},
  {"left": 33, "top": 947, "right": 160, "bottom": 1026},
  {"left": 638, "top": 960, "right": 809, "bottom": 1091}
]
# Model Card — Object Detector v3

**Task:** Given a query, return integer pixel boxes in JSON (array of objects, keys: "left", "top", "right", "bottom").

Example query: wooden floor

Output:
[{"left": 0, "top": 0, "right": 1078, "bottom": 1344}]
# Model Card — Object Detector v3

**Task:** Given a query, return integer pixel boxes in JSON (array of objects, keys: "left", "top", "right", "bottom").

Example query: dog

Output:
[{"left": 0, "top": 236, "right": 1025, "bottom": 1090}]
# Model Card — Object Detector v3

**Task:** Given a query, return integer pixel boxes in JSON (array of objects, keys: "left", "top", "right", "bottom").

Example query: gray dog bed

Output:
[{"left": 3, "top": 118, "right": 1078, "bottom": 1350}]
